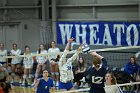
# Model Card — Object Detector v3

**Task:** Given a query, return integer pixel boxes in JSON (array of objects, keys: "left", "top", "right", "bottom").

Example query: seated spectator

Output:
[
  {"left": 124, "top": 56, "right": 139, "bottom": 81},
  {"left": 74, "top": 57, "right": 87, "bottom": 86},
  {"left": 0, "top": 63, "right": 11, "bottom": 93},
  {"left": 104, "top": 72, "right": 122, "bottom": 93}
]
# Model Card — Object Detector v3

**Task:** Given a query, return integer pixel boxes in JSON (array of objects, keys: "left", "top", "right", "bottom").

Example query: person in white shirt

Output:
[
  {"left": 104, "top": 72, "right": 122, "bottom": 93},
  {"left": 33, "top": 44, "right": 47, "bottom": 85},
  {"left": 22, "top": 46, "right": 33, "bottom": 85},
  {"left": 58, "top": 38, "right": 82, "bottom": 91},
  {"left": 0, "top": 43, "right": 7, "bottom": 67},
  {"left": 10, "top": 43, "right": 22, "bottom": 83},
  {"left": 48, "top": 41, "right": 60, "bottom": 86}
]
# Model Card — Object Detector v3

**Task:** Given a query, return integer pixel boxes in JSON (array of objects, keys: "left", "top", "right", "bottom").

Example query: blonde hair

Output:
[{"left": 107, "top": 72, "right": 117, "bottom": 85}]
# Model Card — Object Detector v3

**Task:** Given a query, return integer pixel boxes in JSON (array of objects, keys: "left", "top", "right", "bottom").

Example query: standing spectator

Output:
[
  {"left": 74, "top": 57, "right": 87, "bottom": 86},
  {"left": 22, "top": 46, "right": 34, "bottom": 85},
  {"left": 10, "top": 43, "right": 22, "bottom": 83},
  {"left": 104, "top": 72, "right": 122, "bottom": 93},
  {"left": 33, "top": 44, "right": 47, "bottom": 85},
  {"left": 58, "top": 38, "right": 82, "bottom": 91},
  {"left": 85, "top": 52, "right": 107, "bottom": 93},
  {"left": 35, "top": 70, "right": 55, "bottom": 93},
  {"left": 48, "top": 41, "right": 60, "bottom": 86},
  {"left": 0, "top": 43, "right": 7, "bottom": 67}
]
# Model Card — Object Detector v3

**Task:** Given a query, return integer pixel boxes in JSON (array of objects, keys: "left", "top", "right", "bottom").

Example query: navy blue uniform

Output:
[
  {"left": 36, "top": 77, "right": 54, "bottom": 93},
  {"left": 85, "top": 58, "right": 107, "bottom": 93}
]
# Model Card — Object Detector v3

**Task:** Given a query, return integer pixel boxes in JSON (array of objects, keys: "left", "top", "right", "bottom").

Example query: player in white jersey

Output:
[
  {"left": 22, "top": 46, "right": 33, "bottom": 85},
  {"left": 10, "top": 43, "right": 22, "bottom": 83},
  {"left": 0, "top": 43, "right": 7, "bottom": 67},
  {"left": 48, "top": 41, "right": 60, "bottom": 86},
  {"left": 33, "top": 44, "right": 47, "bottom": 86},
  {"left": 58, "top": 38, "right": 82, "bottom": 91}
]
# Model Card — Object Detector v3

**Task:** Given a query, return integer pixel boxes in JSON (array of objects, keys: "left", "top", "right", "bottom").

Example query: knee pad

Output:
[
  {"left": 23, "top": 75, "right": 27, "bottom": 79},
  {"left": 35, "top": 73, "right": 38, "bottom": 78},
  {"left": 29, "top": 74, "right": 32, "bottom": 78}
]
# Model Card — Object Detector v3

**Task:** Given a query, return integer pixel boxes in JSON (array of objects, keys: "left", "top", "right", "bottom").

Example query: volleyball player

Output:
[
  {"left": 22, "top": 46, "right": 33, "bottom": 85},
  {"left": 48, "top": 41, "right": 60, "bottom": 86},
  {"left": 35, "top": 70, "right": 55, "bottom": 93},
  {"left": 85, "top": 51, "right": 107, "bottom": 93},
  {"left": 10, "top": 43, "right": 22, "bottom": 83},
  {"left": 33, "top": 44, "right": 47, "bottom": 86},
  {"left": 58, "top": 38, "right": 82, "bottom": 91},
  {"left": 0, "top": 43, "right": 7, "bottom": 67}
]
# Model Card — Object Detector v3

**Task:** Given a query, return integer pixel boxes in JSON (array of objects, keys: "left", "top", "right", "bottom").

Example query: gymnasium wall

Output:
[{"left": 0, "top": 0, "right": 140, "bottom": 52}]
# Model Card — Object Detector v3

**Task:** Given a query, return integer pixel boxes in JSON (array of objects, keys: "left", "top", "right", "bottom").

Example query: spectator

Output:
[
  {"left": 48, "top": 41, "right": 60, "bottom": 86},
  {"left": 124, "top": 56, "right": 139, "bottom": 81},
  {"left": 104, "top": 72, "right": 121, "bottom": 93},
  {"left": 22, "top": 46, "right": 34, "bottom": 85},
  {"left": 74, "top": 57, "right": 87, "bottom": 86},
  {"left": 10, "top": 43, "right": 22, "bottom": 83},
  {"left": 0, "top": 43, "right": 7, "bottom": 67},
  {"left": 33, "top": 44, "right": 47, "bottom": 86}
]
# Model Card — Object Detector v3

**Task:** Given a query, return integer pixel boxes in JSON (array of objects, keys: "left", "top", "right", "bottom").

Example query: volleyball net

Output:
[{"left": 1, "top": 45, "right": 140, "bottom": 93}]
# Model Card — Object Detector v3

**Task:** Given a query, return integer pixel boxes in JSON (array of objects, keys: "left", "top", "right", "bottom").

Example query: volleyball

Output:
[{"left": 81, "top": 44, "right": 90, "bottom": 53}]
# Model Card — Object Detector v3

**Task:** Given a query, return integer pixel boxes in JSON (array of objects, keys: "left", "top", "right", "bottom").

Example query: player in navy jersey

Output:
[
  {"left": 85, "top": 51, "right": 107, "bottom": 93},
  {"left": 35, "top": 70, "right": 55, "bottom": 93}
]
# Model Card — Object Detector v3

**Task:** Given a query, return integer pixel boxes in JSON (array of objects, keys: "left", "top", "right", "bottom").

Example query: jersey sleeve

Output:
[
  {"left": 101, "top": 58, "right": 107, "bottom": 68},
  {"left": 67, "top": 51, "right": 80, "bottom": 64},
  {"left": 59, "top": 50, "right": 69, "bottom": 67}
]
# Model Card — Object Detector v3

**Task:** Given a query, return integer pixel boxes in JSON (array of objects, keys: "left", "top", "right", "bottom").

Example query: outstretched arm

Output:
[
  {"left": 90, "top": 51, "right": 103, "bottom": 59},
  {"left": 67, "top": 46, "right": 82, "bottom": 64},
  {"left": 59, "top": 38, "right": 74, "bottom": 66}
]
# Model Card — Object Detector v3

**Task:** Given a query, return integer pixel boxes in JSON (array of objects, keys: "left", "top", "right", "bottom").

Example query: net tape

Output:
[{"left": 3, "top": 45, "right": 140, "bottom": 59}]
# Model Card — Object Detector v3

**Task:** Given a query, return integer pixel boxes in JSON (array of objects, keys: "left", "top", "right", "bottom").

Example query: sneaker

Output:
[
  {"left": 31, "top": 80, "right": 36, "bottom": 87},
  {"left": 22, "top": 81, "right": 25, "bottom": 85},
  {"left": 19, "top": 79, "right": 22, "bottom": 84},
  {"left": 10, "top": 80, "right": 14, "bottom": 84},
  {"left": 56, "top": 81, "right": 59, "bottom": 87}
]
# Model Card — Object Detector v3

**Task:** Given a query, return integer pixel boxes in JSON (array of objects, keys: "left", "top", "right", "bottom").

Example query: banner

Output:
[{"left": 56, "top": 21, "right": 140, "bottom": 46}]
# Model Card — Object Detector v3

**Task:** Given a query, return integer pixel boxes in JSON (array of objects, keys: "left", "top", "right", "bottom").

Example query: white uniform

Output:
[
  {"left": 11, "top": 49, "right": 22, "bottom": 64},
  {"left": 48, "top": 47, "right": 60, "bottom": 61},
  {"left": 36, "top": 50, "right": 47, "bottom": 64},
  {"left": 0, "top": 49, "right": 7, "bottom": 62},
  {"left": 23, "top": 53, "right": 33, "bottom": 69},
  {"left": 105, "top": 85, "right": 121, "bottom": 93},
  {"left": 58, "top": 50, "right": 79, "bottom": 83}
]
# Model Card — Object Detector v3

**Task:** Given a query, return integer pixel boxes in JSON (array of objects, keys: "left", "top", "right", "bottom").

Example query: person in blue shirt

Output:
[
  {"left": 35, "top": 70, "right": 55, "bottom": 93},
  {"left": 85, "top": 51, "right": 107, "bottom": 93},
  {"left": 124, "top": 56, "right": 139, "bottom": 79}
]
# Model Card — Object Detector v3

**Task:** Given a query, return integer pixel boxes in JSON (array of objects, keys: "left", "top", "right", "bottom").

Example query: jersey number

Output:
[
  {"left": 67, "top": 66, "right": 72, "bottom": 70},
  {"left": 92, "top": 76, "right": 103, "bottom": 84}
]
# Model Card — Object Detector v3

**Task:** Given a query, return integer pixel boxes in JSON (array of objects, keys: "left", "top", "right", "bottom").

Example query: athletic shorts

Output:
[
  {"left": 0, "top": 62, "right": 6, "bottom": 65},
  {"left": 59, "top": 81, "right": 73, "bottom": 90},
  {"left": 90, "top": 87, "right": 105, "bottom": 93},
  {"left": 24, "top": 64, "right": 33, "bottom": 69}
]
